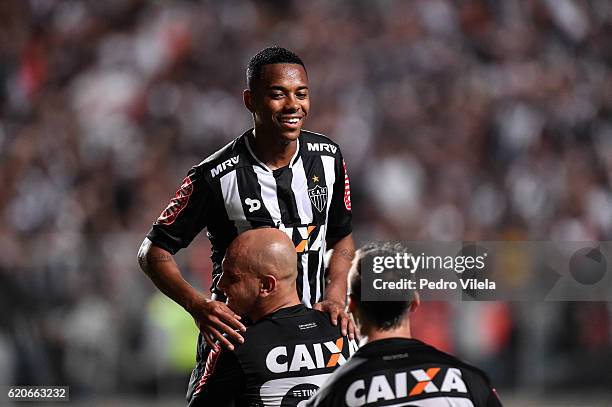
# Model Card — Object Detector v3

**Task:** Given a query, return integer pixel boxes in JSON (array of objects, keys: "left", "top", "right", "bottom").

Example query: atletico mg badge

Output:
[{"left": 308, "top": 185, "right": 328, "bottom": 212}]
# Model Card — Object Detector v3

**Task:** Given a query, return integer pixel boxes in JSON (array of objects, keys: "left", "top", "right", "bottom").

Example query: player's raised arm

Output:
[{"left": 138, "top": 238, "right": 246, "bottom": 351}]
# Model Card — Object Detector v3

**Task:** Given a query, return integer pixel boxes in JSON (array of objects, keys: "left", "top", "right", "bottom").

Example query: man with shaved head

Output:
[
  {"left": 138, "top": 46, "right": 355, "bottom": 403},
  {"left": 188, "top": 228, "right": 358, "bottom": 407}
]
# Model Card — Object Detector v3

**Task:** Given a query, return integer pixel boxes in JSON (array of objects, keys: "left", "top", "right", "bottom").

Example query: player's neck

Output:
[
  {"left": 249, "top": 294, "right": 301, "bottom": 322},
  {"left": 250, "top": 128, "right": 297, "bottom": 170},
  {"left": 359, "top": 320, "right": 412, "bottom": 344}
]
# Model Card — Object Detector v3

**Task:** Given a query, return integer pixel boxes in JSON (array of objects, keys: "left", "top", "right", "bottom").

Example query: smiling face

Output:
[{"left": 244, "top": 63, "right": 309, "bottom": 143}]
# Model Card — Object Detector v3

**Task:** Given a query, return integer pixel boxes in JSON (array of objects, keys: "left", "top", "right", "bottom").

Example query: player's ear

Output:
[
  {"left": 244, "top": 89, "right": 254, "bottom": 113},
  {"left": 259, "top": 274, "right": 276, "bottom": 296},
  {"left": 409, "top": 291, "right": 420, "bottom": 312}
]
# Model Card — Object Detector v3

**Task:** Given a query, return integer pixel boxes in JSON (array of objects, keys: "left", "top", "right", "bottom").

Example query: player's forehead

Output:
[
  {"left": 258, "top": 63, "right": 308, "bottom": 90},
  {"left": 221, "top": 254, "right": 241, "bottom": 276}
]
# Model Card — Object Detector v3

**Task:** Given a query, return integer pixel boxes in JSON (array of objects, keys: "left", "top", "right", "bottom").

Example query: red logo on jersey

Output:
[
  {"left": 157, "top": 176, "right": 194, "bottom": 225},
  {"left": 343, "top": 160, "right": 351, "bottom": 211},
  {"left": 193, "top": 347, "right": 221, "bottom": 396}
]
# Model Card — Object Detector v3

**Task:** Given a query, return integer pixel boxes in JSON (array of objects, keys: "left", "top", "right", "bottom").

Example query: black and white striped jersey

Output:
[{"left": 147, "top": 129, "right": 352, "bottom": 306}]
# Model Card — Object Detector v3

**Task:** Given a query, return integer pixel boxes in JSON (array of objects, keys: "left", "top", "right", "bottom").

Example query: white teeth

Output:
[{"left": 282, "top": 118, "right": 300, "bottom": 124}]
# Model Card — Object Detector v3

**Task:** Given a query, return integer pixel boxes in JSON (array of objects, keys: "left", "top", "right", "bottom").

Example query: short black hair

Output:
[
  {"left": 246, "top": 46, "right": 306, "bottom": 90},
  {"left": 350, "top": 242, "right": 415, "bottom": 330}
]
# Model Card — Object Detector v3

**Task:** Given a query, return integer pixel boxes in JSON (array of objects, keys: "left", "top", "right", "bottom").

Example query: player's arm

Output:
[
  {"left": 461, "top": 368, "right": 503, "bottom": 407},
  {"left": 486, "top": 388, "right": 503, "bottom": 407},
  {"left": 314, "top": 152, "right": 356, "bottom": 339},
  {"left": 315, "top": 233, "right": 355, "bottom": 339},
  {"left": 138, "top": 239, "right": 245, "bottom": 351},
  {"left": 187, "top": 348, "right": 245, "bottom": 407},
  {"left": 138, "top": 167, "right": 245, "bottom": 351}
]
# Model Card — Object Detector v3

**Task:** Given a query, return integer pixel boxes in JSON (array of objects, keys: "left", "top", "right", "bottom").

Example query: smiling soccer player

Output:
[{"left": 137, "top": 46, "right": 355, "bottom": 403}]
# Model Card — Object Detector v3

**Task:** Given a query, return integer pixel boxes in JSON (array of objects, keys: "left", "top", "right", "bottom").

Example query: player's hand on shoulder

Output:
[
  {"left": 313, "top": 299, "right": 356, "bottom": 340},
  {"left": 190, "top": 298, "right": 247, "bottom": 352}
]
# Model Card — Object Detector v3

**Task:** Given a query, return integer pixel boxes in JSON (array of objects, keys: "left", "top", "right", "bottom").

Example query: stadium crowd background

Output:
[{"left": 1, "top": 0, "right": 611, "bottom": 404}]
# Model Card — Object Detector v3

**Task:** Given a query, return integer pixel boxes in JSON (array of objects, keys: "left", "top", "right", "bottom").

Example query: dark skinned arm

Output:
[
  {"left": 137, "top": 238, "right": 245, "bottom": 351},
  {"left": 313, "top": 233, "right": 356, "bottom": 339}
]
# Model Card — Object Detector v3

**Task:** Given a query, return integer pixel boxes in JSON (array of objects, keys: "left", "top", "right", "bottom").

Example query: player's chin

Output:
[{"left": 277, "top": 127, "right": 302, "bottom": 143}]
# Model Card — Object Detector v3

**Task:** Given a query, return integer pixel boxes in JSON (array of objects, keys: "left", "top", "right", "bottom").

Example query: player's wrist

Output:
[
  {"left": 184, "top": 291, "right": 208, "bottom": 316},
  {"left": 322, "top": 280, "right": 347, "bottom": 304},
  {"left": 322, "top": 291, "right": 346, "bottom": 306}
]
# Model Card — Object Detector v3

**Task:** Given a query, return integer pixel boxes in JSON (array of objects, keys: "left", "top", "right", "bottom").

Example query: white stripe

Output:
[
  {"left": 321, "top": 156, "right": 336, "bottom": 217},
  {"left": 290, "top": 157, "right": 313, "bottom": 224},
  {"left": 253, "top": 166, "right": 282, "bottom": 222},
  {"left": 301, "top": 252, "right": 311, "bottom": 307},
  {"left": 260, "top": 373, "right": 331, "bottom": 406},
  {"left": 219, "top": 171, "right": 249, "bottom": 233}
]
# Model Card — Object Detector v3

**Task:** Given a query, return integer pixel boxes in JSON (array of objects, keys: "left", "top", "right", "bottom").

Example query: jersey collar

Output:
[{"left": 244, "top": 129, "right": 301, "bottom": 173}]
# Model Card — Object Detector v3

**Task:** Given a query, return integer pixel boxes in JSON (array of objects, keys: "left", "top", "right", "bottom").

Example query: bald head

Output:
[
  {"left": 226, "top": 228, "right": 297, "bottom": 283},
  {"left": 220, "top": 228, "right": 300, "bottom": 319}
]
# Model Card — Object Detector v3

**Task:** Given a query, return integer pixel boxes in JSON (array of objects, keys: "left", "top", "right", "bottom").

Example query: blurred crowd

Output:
[{"left": 1, "top": 0, "right": 611, "bottom": 399}]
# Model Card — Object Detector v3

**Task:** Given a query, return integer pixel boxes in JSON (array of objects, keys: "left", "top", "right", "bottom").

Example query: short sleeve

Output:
[
  {"left": 147, "top": 166, "right": 213, "bottom": 254},
  {"left": 326, "top": 149, "right": 352, "bottom": 244},
  {"left": 462, "top": 368, "right": 504, "bottom": 407},
  {"left": 485, "top": 387, "right": 503, "bottom": 406},
  {"left": 188, "top": 348, "right": 245, "bottom": 407}
]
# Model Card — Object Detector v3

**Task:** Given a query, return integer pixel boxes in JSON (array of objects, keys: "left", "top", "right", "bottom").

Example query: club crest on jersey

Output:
[{"left": 308, "top": 185, "right": 328, "bottom": 212}]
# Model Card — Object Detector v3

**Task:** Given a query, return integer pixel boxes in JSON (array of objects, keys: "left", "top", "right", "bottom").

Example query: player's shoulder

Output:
[
  {"left": 416, "top": 341, "right": 494, "bottom": 385},
  {"left": 237, "top": 306, "right": 344, "bottom": 347},
  {"left": 191, "top": 131, "right": 250, "bottom": 180},
  {"left": 300, "top": 129, "right": 342, "bottom": 157},
  {"left": 300, "top": 129, "right": 338, "bottom": 145},
  {"left": 305, "top": 354, "right": 369, "bottom": 406}
]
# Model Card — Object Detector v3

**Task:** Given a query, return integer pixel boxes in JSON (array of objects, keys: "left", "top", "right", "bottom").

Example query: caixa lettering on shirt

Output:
[
  {"left": 210, "top": 156, "right": 239, "bottom": 177},
  {"left": 345, "top": 367, "right": 468, "bottom": 407},
  {"left": 307, "top": 142, "right": 337, "bottom": 154},
  {"left": 265, "top": 337, "right": 358, "bottom": 373}
]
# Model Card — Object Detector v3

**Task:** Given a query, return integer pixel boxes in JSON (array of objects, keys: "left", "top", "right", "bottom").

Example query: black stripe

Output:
[
  {"left": 207, "top": 179, "right": 239, "bottom": 297},
  {"left": 235, "top": 165, "right": 274, "bottom": 228},
  {"left": 296, "top": 252, "right": 305, "bottom": 302},
  {"left": 303, "top": 155, "right": 328, "bottom": 225},
  {"left": 308, "top": 240, "right": 322, "bottom": 304},
  {"left": 273, "top": 168, "right": 301, "bottom": 225},
  {"left": 308, "top": 225, "right": 325, "bottom": 304}
]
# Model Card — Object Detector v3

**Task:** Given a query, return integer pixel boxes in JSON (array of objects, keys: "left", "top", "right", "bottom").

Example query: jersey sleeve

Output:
[
  {"left": 326, "top": 149, "right": 352, "bottom": 244},
  {"left": 462, "top": 368, "right": 504, "bottom": 407},
  {"left": 486, "top": 388, "right": 503, "bottom": 407},
  {"left": 188, "top": 348, "right": 245, "bottom": 407},
  {"left": 146, "top": 166, "right": 213, "bottom": 254}
]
